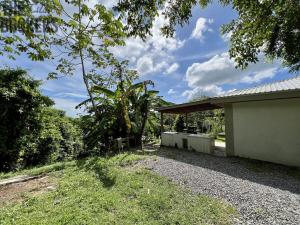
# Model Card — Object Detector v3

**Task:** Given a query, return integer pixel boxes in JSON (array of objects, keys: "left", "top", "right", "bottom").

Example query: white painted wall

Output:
[
  {"left": 232, "top": 98, "right": 300, "bottom": 167},
  {"left": 188, "top": 134, "right": 214, "bottom": 154},
  {"left": 161, "top": 132, "right": 214, "bottom": 154}
]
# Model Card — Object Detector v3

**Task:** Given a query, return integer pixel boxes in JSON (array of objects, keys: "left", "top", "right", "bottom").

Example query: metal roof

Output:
[
  {"left": 217, "top": 76, "right": 300, "bottom": 98},
  {"left": 157, "top": 77, "right": 300, "bottom": 113}
]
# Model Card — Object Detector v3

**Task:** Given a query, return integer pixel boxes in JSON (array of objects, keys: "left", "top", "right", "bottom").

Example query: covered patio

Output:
[{"left": 156, "top": 99, "right": 226, "bottom": 156}]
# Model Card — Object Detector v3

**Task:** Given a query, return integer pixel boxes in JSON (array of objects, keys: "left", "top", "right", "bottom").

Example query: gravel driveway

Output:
[{"left": 140, "top": 147, "right": 300, "bottom": 225}]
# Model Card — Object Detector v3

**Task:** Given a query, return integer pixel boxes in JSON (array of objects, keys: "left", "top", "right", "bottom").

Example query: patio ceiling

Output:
[{"left": 156, "top": 99, "right": 223, "bottom": 114}]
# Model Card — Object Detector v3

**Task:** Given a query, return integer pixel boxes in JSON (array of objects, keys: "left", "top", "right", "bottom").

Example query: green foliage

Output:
[
  {"left": 206, "top": 109, "right": 224, "bottom": 138},
  {"left": 21, "top": 108, "right": 83, "bottom": 167},
  {"left": 79, "top": 61, "right": 168, "bottom": 153},
  {"left": 116, "top": 0, "right": 300, "bottom": 72},
  {"left": 173, "top": 115, "right": 185, "bottom": 132},
  {"left": 0, "top": 69, "right": 83, "bottom": 172},
  {"left": 1, "top": 0, "right": 126, "bottom": 112},
  {"left": 0, "top": 0, "right": 61, "bottom": 61},
  {"left": 0, "top": 161, "right": 76, "bottom": 180},
  {"left": 0, "top": 69, "right": 53, "bottom": 171},
  {"left": 0, "top": 155, "right": 237, "bottom": 224}
]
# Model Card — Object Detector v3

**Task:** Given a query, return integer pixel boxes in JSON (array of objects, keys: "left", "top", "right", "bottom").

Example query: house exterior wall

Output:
[
  {"left": 224, "top": 104, "right": 234, "bottom": 156},
  {"left": 231, "top": 98, "right": 300, "bottom": 167}
]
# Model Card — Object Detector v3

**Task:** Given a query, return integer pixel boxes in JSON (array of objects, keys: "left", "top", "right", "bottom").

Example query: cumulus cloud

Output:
[
  {"left": 110, "top": 12, "right": 185, "bottom": 76},
  {"left": 136, "top": 56, "right": 170, "bottom": 75},
  {"left": 183, "top": 52, "right": 280, "bottom": 100},
  {"left": 168, "top": 88, "right": 177, "bottom": 95},
  {"left": 136, "top": 56, "right": 154, "bottom": 75},
  {"left": 190, "top": 17, "right": 213, "bottom": 40},
  {"left": 166, "top": 63, "right": 179, "bottom": 74},
  {"left": 182, "top": 85, "right": 224, "bottom": 100}
]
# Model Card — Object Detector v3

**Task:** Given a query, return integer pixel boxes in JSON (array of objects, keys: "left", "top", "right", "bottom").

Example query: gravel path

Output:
[{"left": 140, "top": 147, "right": 300, "bottom": 225}]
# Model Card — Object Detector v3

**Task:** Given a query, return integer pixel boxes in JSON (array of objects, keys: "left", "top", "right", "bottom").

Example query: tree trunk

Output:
[
  {"left": 139, "top": 83, "right": 148, "bottom": 152},
  {"left": 78, "top": 1, "right": 98, "bottom": 116},
  {"left": 79, "top": 49, "right": 97, "bottom": 114}
]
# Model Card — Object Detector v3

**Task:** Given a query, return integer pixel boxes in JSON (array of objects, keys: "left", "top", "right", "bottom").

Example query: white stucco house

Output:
[{"left": 157, "top": 77, "right": 300, "bottom": 167}]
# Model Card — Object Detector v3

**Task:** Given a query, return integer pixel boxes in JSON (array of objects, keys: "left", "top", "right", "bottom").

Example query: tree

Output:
[
  {"left": 47, "top": 0, "right": 125, "bottom": 113},
  {"left": 0, "top": 69, "right": 52, "bottom": 171},
  {"left": 79, "top": 60, "right": 169, "bottom": 152},
  {"left": 0, "top": 0, "right": 126, "bottom": 113},
  {"left": 77, "top": 60, "right": 138, "bottom": 152},
  {"left": 115, "top": 0, "right": 300, "bottom": 72},
  {"left": 129, "top": 80, "right": 166, "bottom": 149},
  {"left": 22, "top": 107, "right": 83, "bottom": 166},
  {"left": 173, "top": 115, "right": 185, "bottom": 132},
  {"left": 0, "top": 69, "right": 83, "bottom": 171},
  {"left": 0, "top": 0, "right": 65, "bottom": 61}
]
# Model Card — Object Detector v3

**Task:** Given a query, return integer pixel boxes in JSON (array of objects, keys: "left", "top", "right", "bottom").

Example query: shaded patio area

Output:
[{"left": 156, "top": 99, "right": 226, "bottom": 156}]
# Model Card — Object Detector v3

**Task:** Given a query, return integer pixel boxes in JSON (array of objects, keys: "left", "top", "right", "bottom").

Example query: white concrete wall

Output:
[
  {"left": 161, "top": 132, "right": 214, "bottom": 154},
  {"left": 232, "top": 98, "right": 300, "bottom": 167},
  {"left": 188, "top": 135, "right": 214, "bottom": 154}
]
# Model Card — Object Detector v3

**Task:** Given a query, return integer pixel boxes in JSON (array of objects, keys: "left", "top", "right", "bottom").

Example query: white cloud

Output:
[
  {"left": 182, "top": 85, "right": 224, "bottom": 100},
  {"left": 100, "top": 0, "right": 118, "bottom": 8},
  {"left": 168, "top": 88, "right": 177, "bottom": 95},
  {"left": 136, "top": 56, "right": 169, "bottom": 75},
  {"left": 136, "top": 56, "right": 154, "bottom": 75},
  {"left": 166, "top": 63, "right": 179, "bottom": 74},
  {"left": 54, "top": 92, "right": 88, "bottom": 99},
  {"left": 183, "top": 52, "right": 280, "bottom": 100},
  {"left": 191, "top": 17, "right": 213, "bottom": 40},
  {"left": 241, "top": 67, "right": 277, "bottom": 83},
  {"left": 52, "top": 97, "right": 84, "bottom": 117},
  {"left": 110, "top": 12, "right": 185, "bottom": 76},
  {"left": 221, "top": 31, "right": 233, "bottom": 42}
]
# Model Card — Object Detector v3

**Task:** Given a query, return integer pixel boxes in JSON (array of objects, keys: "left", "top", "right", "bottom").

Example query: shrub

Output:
[{"left": 0, "top": 69, "right": 83, "bottom": 171}]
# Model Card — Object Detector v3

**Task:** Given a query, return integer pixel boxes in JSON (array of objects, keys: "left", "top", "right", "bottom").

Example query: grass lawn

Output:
[
  {"left": 0, "top": 153, "right": 237, "bottom": 225},
  {"left": 216, "top": 136, "right": 226, "bottom": 143}
]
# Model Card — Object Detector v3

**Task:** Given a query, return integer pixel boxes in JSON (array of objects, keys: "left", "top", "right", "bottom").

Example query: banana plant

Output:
[
  {"left": 128, "top": 81, "right": 171, "bottom": 149},
  {"left": 78, "top": 61, "right": 171, "bottom": 152}
]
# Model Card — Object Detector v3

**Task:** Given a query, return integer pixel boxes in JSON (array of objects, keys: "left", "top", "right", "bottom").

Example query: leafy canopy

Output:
[
  {"left": 0, "top": 69, "right": 83, "bottom": 172},
  {"left": 78, "top": 60, "right": 169, "bottom": 153},
  {"left": 116, "top": 0, "right": 300, "bottom": 72},
  {"left": 0, "top": 0, "right": 126, "bottom": 113}
]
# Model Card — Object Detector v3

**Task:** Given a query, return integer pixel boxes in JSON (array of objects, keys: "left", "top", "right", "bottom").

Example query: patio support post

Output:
[
  {"left": 185, "top": 113, "right": 188, "bottom": 130},
  {"left": 160, "top": 112, "right": 164, "bottom": 133}
]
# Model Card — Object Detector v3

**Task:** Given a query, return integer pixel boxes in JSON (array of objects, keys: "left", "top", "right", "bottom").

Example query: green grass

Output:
[
  {"left": 216, "top": 136, "right": 226, "bottom": 143},
  {"left": 0, "top": 161, "right": 77, "bottom": 180},
  {"left": 0, "top": 153, "right": 237, "bottom": 225},
  {"left": 0, "top": 152, "right": 145, "bottom": 180}
]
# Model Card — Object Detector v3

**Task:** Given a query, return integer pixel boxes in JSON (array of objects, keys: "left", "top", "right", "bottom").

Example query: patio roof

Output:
[
  {"left": 156, "top": 99, "right": 222, "bottom": 114},
  {"left": 157, "top": 77, "right": 300, "bottom": 114}
]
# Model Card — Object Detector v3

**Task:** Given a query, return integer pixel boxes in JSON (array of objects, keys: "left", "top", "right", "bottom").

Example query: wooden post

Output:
[{"left": 160, "top": 112, "right": 164, "bottom": 133}]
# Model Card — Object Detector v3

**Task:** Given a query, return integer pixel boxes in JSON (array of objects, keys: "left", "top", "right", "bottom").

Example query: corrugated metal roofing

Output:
[
  {"left": 156, "top": 76, "right": 300, "bottom": 113},
  {"left": 218, "top": 76, "right": 300, "bottom": 98}
]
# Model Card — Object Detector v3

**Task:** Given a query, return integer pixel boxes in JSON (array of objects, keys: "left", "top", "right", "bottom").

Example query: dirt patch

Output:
[{"left": 0, "top": 175, "right": 57, "bottom": 207}]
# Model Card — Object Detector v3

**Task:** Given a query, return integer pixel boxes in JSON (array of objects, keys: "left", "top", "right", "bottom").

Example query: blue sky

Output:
[{"left": 1, "top": 1, "right": 297, "bottom": 117}]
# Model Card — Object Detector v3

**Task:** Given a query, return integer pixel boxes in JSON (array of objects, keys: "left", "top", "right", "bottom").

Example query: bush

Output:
[
  {"left": 172, "top": 115, "right": 185, "bottom": 132},
  {"left": 21, "top": 108, "right": 83, "bottom": 167},
  {"left": 0, "top": 69, "right": 52, "bottom": 171},
  {"left": 0, "top": 69, "right": 83, "bottom": 171}
]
